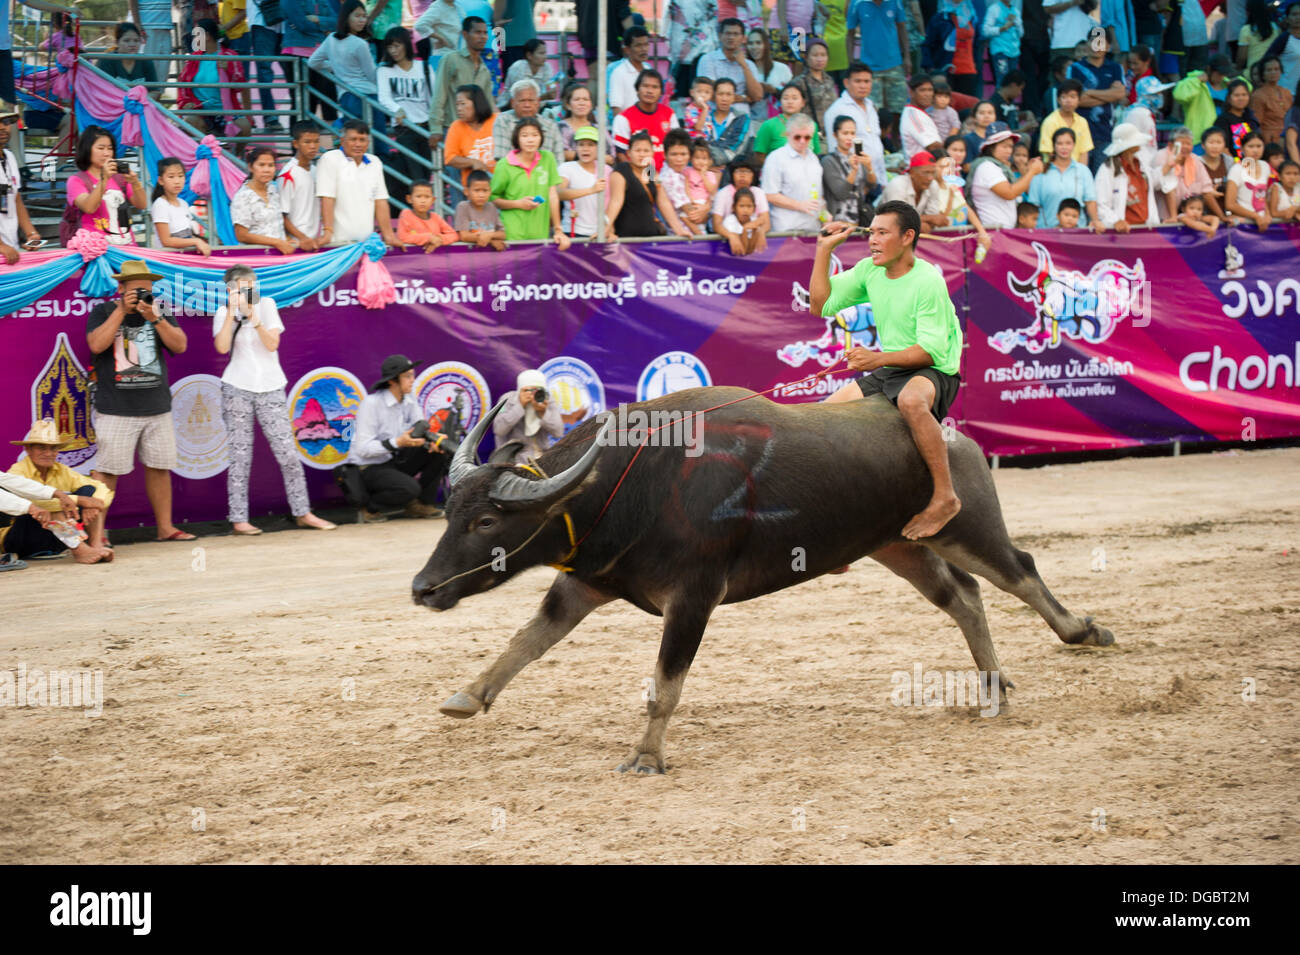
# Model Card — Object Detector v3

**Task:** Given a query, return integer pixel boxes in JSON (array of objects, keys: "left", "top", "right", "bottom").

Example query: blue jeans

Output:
[
  {"left": 339, "top": 92, "right": 389, "bottom": 140},
  {"left": 991, "top": 54, "right": 1019, "bottom": 89},
  {"left": 250, "top": 25, "right": 283, "bottom": 117}
]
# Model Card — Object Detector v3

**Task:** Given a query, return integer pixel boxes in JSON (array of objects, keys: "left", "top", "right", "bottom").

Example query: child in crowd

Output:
[
  {"left": 1011, "top": 141, "right": 1032, "bottom": 180},
  {"left": 944, "top": 134, "right": 968, "bottom": 175},
  {"left": 1167, "top": 194, "right": 1221, "bottom": 234},
  {"left": 454, "top": 169, "right": 507, "bottom": 250},
  {"left": 688, "top": 139, "right": 719, "bottom": 206},
  {"left": 927, "top": 80, "right": 961, "bottom": 141},
  {"left": 557, "top": 127, "right": 607, "bottom": 239},
  {"left": 660, "top": 130, "right": 710, "bottom": 235},
  {"left": 935, "top": 155, "right": 971, "bottom": 227},
  {"left": 1264, "top": 143, "right": 1285, "bottom": 178},
  {"left": 721, "top": 188, "right": 761, "bottom": 255},
  {"left": 1266, "top": 160, "right": 1300, "bottom": 222},
  {"left": 683, "top": 76, "right": 714, "bottom": 138},
  {"left": 1055, "top": 197, "right": 1082, "bottom": 228},
  {"left": 398, "top": 181, "right": 459, "bottom": 251},
  {"left": 1016, "top": 201, "right": 1040, "bottom": 229},
  {"left": 150, "top": 157, "right": 210, "bottom": 254},
  {"left": 1039, "top": 79, "right": 1093, "bottom": 165},
  {"left": 277, "top": 120, "right": 323, "bottom": 250}
]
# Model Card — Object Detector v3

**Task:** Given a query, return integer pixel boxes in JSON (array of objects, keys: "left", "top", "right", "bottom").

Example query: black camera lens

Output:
[{"left": 532, "top": 387, "right": 547, "bottom": 404}]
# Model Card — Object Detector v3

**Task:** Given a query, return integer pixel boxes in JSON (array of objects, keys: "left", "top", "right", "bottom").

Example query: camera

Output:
[
  {"left": 853, "top": 140, "right": 863, "bottom": 156},
  {"left": 0, "top": 182, "right": 9, "bottom": 214},
  {"left": 114, "top": 157, "right": 134, "bottom": 176},
  {"left": 532, "top": 387, "right": 547, "bottom": 404},
  {"left": 130, "top": 289, "right": 154, "bottom": 307},
  {"left": 241, "top": 287, "right": 260, "bottom": 305}
]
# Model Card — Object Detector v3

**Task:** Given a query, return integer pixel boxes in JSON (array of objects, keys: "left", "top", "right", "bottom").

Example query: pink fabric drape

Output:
[{"left": 75, "top": 69, "right": 245, "bottom": 197}]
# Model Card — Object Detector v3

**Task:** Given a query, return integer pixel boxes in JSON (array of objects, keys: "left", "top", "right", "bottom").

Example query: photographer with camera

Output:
[
  {"left": 492, "top": 369, "right": 564, "bottom": 466},
  {"left": 345, "top": 355, "right": 454, "bottom": 523},
  {"left": 213, "top": 266, "right": 336, "bottom": 536},
  {"left": 67, "top": 126, "right": 147, "bottom": 246},
  {"left": 0, "top": 106, "right": 43, "bottom": 264},
  {"left": 85, "top": 261, "right": 195, "bottom": 544}
]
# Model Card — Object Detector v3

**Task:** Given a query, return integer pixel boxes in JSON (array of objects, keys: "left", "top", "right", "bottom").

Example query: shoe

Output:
[
  {"left": 232, "top": 525, "right": 263, "bottom": 536},
  {"left": 157, "top": 529, "right": 198, "bottom": 541},
  {"left": 405, "top": 501, "right": 444, "bottom": 519},
  {"left": 27, "top": 550, "right": 68, "bottom": 560},
  {"left": 295, "top": 515, "right": 337, "bottom": 530},
  {"left": 358, "top": 508, "right": 388, "bottom": 523},
  {"left": 0, "top": 553, "right": 27, "bottom": 572},
  {"left": 262, "top": 120, "right": 285, "bottom": 132}
]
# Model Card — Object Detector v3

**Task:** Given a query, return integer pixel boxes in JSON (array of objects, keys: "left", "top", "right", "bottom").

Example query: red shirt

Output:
[
  {"left": 612, "top": 103, "right": 679, "bottom": 171},
  {"left": 952, "top": 21, "right": 976, "bottom": 75}
]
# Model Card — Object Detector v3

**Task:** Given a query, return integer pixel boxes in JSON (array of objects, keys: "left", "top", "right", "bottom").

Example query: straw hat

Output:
[
  {"left": 11, "top": 419, "right": 68, "bottom": 449},
  {"left": 110, "top": 260, "right": 164, "bottom": 283}
]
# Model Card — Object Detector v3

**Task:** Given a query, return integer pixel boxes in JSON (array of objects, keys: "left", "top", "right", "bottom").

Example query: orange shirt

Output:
[
  {"left": 443, "top": 116, "right": 497, "bottom": 186},
  {"left": 397, "top": 209, "right": 458, "bottom": 245}
]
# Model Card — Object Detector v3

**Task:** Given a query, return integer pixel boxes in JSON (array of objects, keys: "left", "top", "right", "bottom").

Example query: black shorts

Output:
[{"left": 855, "top": 366, "right": 961, "bottom": 421}]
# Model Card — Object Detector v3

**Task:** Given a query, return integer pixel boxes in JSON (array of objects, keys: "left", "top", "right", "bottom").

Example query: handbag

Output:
[{"left": 255, "top": 0, "right": 285, "bottom": 27}]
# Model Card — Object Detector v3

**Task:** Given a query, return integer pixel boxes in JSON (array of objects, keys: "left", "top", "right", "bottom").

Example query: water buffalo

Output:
[{"left": 413, "top": 388, "right": 1114, "bottom": 774}]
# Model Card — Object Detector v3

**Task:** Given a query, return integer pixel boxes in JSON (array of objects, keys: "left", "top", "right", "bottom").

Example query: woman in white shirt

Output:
[
  {"left": 1224, "top": 130, "right": 1274, "bottom": 229},
  {"left": 308, "top": 1, "right": 385, "bottom": 137},
  {"left": 377, "top": 27, "right": 433, "bottom": 184},
  {"left": 745, "top": 28, "right": 791, "bottom": 120},
  {"left": 1094, "top": 122, "right": 1176, "bottom": 231},
  {"left": 213, "top": 266, "right": 336, "bottom": 535},
  {"left": 968, "top": 122, "right": 1043, "bottom": 229}
]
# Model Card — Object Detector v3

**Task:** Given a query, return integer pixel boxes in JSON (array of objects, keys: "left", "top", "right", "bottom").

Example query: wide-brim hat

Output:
[
  {"left": 982, "top": 121, "right": 1020, "bottom": 149},
  {"left": 111, "top": 260, "right": 164, "bottom": 283},
  {"left": 371, "top": 354, "right": 421, "bottom": 391},
  {"left": 11, "top": 418, "right": 68, "bottom": 449},
  {"left": 1105, "top": 123, "right": 1149, "bottom": 157},
  {"left": 0, "top": 101, "right": 20, "bottom": 124}
]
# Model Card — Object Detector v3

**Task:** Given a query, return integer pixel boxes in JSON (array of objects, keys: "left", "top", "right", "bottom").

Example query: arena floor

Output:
[{"left": 2, "top": 447, "right": 1296, "bottom": 864}]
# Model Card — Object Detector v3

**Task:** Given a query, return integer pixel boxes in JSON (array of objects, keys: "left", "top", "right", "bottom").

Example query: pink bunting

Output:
[
  {"left": 119, "top": 86, "right": 149, "bottom": 147},
  {"left": 66, "top": 229, "right": 108, "bottom": 262},
  {"left": 357, "top": 257, "right": 397, "bottom": 310},
  {"left": 187, "top": 136, "right": 224, "bottom": 197}
]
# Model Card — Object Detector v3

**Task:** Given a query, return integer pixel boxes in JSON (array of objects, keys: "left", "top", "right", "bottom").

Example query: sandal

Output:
[
  {"left": 157, "top": 529, "right": 198, "bottom": 541},
  {"left": 0, "top": 553, "right": 27, "bottom": 572}
]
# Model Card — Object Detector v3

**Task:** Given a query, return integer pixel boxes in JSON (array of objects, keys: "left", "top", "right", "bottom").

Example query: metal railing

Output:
[{"left": 73, "top": 56, "right": 251, "bottom": 244}]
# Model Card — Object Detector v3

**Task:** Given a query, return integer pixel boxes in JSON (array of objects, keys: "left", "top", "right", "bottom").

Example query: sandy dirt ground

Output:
[{"left": 2, "top": 447, "right": 1297, "bottom": 864}]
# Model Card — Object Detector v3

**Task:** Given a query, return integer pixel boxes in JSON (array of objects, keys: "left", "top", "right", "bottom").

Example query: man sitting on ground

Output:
[
  {"left": 2, "top": 419, "right": 111, "bottom": 564},
  {"left": 346, "top": 355, "right": 454, "bottom": 523},
  {"left": 810, "top": 201, "right": 964, "bottom": 539}
]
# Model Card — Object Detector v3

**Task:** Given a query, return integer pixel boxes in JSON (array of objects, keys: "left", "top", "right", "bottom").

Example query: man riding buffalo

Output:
[{"left": 811, "top": 201, "right": 963, "bottom": 540}]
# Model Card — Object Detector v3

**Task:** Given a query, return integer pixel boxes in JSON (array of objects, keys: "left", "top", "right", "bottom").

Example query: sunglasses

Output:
[{"left": 791, "top": 134, "right": 812, "bottom": 142}]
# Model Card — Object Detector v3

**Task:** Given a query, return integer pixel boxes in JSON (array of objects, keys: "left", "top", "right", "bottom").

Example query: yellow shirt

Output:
[
  {"left": 1038, "top": 110, "right": 1095, "bottom": 164},
  {"left": 6, "top": 458, "right": 113, "bottom": 514},
  {"left": 221, "top": 0, "right": 249, "bottom": 40}
]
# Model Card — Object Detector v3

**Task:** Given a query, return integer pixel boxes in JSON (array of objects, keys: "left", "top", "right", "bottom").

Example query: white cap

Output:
[{"left": 517, "top": 369, "right": 546, "bottom": 390}]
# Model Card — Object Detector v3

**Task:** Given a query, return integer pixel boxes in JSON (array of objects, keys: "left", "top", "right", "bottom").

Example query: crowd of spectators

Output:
[{"left": 4, "top": 0, "right": 1300, "bottom": 263}]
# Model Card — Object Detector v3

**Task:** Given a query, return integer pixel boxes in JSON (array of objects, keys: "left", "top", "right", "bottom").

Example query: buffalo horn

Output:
[
  {"left": 489, "top": 413, "right": 614, "bottom": 509},
  {"left": 449, "top": 397, "right": 508, "bottom": 486}
]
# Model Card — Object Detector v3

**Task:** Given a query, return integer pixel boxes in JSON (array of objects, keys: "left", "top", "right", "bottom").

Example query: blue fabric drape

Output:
[{"left": 0, "top": 255, "right": 85, "bottom": 317}]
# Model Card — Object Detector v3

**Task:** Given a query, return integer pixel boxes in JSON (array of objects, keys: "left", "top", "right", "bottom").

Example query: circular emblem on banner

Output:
[
  {"left": 636, "top": 351, "right": 713, "bottom": 401},
  {"left": 287, "top": 366, "right": 365, "bottom": 470},
  {"left": 539, "top": 356, "right": 605, "bottom": 433},
  {"left": 170, "top": 374, "right": 230, "bottom": 479},
  {"left": 414, "top": 361, "right": 491, "bottom": 436}
]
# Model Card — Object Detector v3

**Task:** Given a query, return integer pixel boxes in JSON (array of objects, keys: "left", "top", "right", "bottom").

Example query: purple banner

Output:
[
  {"left": 963, "top": 226, "right": 1300, "bottom": 456},
  {"left": 1, "top": 237, "right": 965, "bottom": 525}
]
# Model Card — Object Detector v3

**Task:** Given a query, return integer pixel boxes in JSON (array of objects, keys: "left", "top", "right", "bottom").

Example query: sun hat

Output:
[
  {"left": 981, "top": 121, "right": 1020, "bottom": 149},
  {"left": 573, "top": 126, "right": 600, "bottom": 142},
  {"left": 110, "top": 260, "right": 164, "bottom": 283},
  {"left": 11, "top": 418, "right": 67, "bottom": 449},
  {"left": 1104, "top": 123, "right": 1149, "bottom": 157}
]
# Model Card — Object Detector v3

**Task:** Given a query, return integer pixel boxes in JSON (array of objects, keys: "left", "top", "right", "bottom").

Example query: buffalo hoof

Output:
[
  {"left": 617, "top": 752, "right": 664, "bottom": 775},
  {"left": 439, "top": 691, "right": 484, "bottom": 719},
  {"left": 1079, "top": 616, "right": 1116, "bottom": 647}
]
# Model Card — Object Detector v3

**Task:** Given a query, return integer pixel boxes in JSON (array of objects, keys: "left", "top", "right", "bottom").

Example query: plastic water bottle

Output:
[
  {"left": 49, "top": 519, "right": 86, "bottom": 550},
  {"left": 810, "top": 186, "right": 829, "bottom": 224}
]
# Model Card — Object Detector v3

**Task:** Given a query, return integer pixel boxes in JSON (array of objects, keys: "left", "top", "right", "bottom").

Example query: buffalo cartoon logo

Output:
[
  {"left": 992, "top": 241, "right": 1148, "bottom": 355},
  {"left": 780, "top": 252, "right": 880, "bottom": 368}
]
